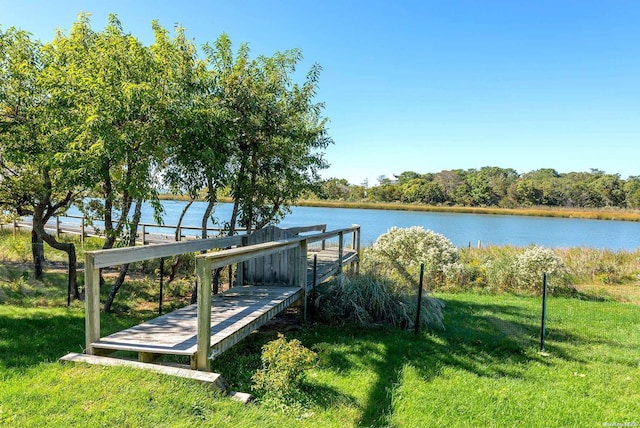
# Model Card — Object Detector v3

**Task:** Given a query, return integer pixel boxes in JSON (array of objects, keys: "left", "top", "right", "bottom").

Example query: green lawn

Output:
[{"left": 0, "top": 291, "right": 638, "bottom": 427}]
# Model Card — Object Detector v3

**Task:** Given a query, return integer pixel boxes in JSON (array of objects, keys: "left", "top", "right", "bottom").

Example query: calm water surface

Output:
[{"left": 69, "top": 201, "right": 640, "bottom": 250}]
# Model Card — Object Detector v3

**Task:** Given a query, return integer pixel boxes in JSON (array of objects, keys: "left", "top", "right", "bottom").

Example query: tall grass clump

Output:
[
  {"left": 557, "top": 247, "right": 640, "bottom": 285},
  {"left": 318, "top": 273, "right": 445, "bottom": 330}
]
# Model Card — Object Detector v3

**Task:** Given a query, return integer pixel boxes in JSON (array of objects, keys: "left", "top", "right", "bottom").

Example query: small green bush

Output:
[{"left": 252, "top": 333, "right": 317, "bottom": 406}]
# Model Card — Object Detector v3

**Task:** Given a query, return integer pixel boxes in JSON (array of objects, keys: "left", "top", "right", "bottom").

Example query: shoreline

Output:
[{"left": 158, "top": 194, "right": 640, "bottom": 223}]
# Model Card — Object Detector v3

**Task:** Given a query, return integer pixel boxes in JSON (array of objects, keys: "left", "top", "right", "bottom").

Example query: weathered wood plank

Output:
[
  {"left": 59, "top": 352, "right": 230, "bottom": 393},
  {"left": 90, "top": 235, "right": 244, "bottom": 269}
]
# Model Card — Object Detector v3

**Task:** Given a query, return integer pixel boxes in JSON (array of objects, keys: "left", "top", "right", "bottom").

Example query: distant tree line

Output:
[{"left": 317, "top": 167, "right": 640, "bottom": 209}]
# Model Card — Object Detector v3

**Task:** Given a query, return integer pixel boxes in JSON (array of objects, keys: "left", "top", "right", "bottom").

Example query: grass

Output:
[{"left": 0, "top": 273, "right": 638, "bottom": 427}]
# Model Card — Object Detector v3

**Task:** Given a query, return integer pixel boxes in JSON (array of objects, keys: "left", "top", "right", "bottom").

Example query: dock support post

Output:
[
  {"left": 196, "top": 258, "right": 212, "bottom": 371},
  {"left": 338, "top": 231, "right": 344, "bottom": 272},
  {"left": 80, "top": 217, "right": 85, "bottom": 246},
  {"left": 85, "top": 254, "right": 101, "bottom": 354},
  {"left": 298, "top": 239, "right": 308, "bottom": 322},
  {"left": 354, "top": 225, "right": 361, "bottom": 275}
]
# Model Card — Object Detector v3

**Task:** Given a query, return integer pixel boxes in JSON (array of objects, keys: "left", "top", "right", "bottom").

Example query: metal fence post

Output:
[
  {"left": 415, "top": 263, "right": 425, "bottom": 335},
  {"left": 540, "top": 272, "right": 548, "bottom": 351}
]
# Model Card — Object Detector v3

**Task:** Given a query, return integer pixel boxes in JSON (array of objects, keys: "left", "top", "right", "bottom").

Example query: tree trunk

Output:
[
  {"left": 167, "top": 199, "right": 193, "bottom": 284},
  {"left": 32, "top": 202, "right": 79, "bottom": 299},
  {"left": 191, "top": 179, "right": 218, "bottom": 303},
  {"left": 104, "top": 198, "right": 142, "bottom": 312},
  {"left": 31, "top": 229, "right": 44, "bottom": 279},
  {"left": 175, "top": 199, "right": 193, "bottom": 241},
  {"left": 104, "top": 262, "right": 130, "bottom": 313},
  {"left": 34, "top": 225, "right": 79, "bottom": 300}
]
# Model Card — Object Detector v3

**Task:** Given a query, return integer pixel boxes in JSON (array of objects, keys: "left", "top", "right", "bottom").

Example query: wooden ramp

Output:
[
  {"left": 73, "top": 225, "right": 360, "bottom": 392},
  {"left": 90, "top": 286, "right": 303, "bottom": 366}
]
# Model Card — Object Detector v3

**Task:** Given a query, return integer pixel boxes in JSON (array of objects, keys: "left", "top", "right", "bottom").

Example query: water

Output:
[{"left": 67, "top": 201, "right": 640, "bottom": 250}]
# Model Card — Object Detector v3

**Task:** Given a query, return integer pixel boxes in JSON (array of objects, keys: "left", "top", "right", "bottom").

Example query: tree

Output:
[
  {"left": 320, "top": 178, "right": 351, "bottom": 200},
  {"left": 623, "top": 176, "right": 640, "bottom": 209},
  {"left": 207, "top": 36, "right": 332, "bottom": 233},
  {"left": 162, "top": 33, "right": 233, "bottom": 241},
  {"left": 0, "top": 26, "right": 85, "bottom": 299}
]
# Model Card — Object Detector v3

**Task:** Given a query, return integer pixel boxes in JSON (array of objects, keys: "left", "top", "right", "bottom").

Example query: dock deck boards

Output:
[{"left": 91, "top": 286, "right": 303, "bottom": 358}]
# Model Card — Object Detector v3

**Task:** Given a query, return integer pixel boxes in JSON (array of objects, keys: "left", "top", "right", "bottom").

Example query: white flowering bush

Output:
[
  {"left": 514, "top": 246, "right": 567, "bottom": 292},
  {"left": 363, "top": 226, "right": 461, "bottom": 290}
]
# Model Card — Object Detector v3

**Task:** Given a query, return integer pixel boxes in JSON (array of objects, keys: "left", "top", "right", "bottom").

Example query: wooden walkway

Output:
[
  {"left": 81, "top": 228, "right": 359, "bottom": 373},
  {"left": 90, "top": 247, "right": 357, "bottom": 367}
]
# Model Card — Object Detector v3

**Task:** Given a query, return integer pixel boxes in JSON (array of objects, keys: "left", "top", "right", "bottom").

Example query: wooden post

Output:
[
  {"left": 354, "top": 225, "right": 361, "bottom": 275},
  {"left": 321, "top": 225, "right": 326, "bottom": 250},
  {"left": 80, "top": 217, "right": 85, "bottom": 246},
  {"left": 85, "top": 254, "right": 101, "bottom": 354},
  {"left": 349, "top": 229, "right": 357, "bottom": 275},
  {"left": 13, "top": 220, "right": 17, "bottom": 237},
  {"left": 298, "top": 239, "right": 308, "bottom": 321},
  {"left": 196, "top": 258, "right": 212, "bottom": 371},
  {"left": 338, "top": 231, "right": 344, "bottom": 272},
  {"left": 236, "top": 236, "right": 248, "bottom": 286},
  {"left": 56, "top": 216, "right": 61, "bottom": 238},
  {"left": 141, "top": 224, "right": 146, "bottom": 245}
]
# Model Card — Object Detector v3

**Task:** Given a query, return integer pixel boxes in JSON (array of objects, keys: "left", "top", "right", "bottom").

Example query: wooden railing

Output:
[
  {"left": 11, "top": 214, "right": 247, "bottom": 244},
  {"left": 84, "top": 235, "right": 245, "bottom": 352}
]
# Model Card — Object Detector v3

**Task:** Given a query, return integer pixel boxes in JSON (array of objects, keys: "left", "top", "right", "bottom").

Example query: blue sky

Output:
[{"left": 2, "top": 1, "right": 639, "bottom": 185}]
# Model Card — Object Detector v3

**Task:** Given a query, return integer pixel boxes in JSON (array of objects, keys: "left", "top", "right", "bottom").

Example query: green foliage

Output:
[
  {"left": 316, "top": 167, "right": 640, "bottom": 210},
  {"left": 453, "top": 245, "right": 574, "bottom": 295},
  {"left": 364, "top": 226, "right": 461, "bottom": 288},
  {"left": 252, "top": 333, "right": 317, "bottom": 409},
  {"left": 318, "top": 272, "right": 445, "bottom": 330}
]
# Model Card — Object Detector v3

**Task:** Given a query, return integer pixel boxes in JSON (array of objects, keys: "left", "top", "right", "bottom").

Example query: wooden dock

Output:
[{"left": 80, "top": 225, "right": 360, "bottom": 378}]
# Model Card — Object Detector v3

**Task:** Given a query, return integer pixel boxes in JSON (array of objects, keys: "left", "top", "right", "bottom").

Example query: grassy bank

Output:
[
  {"left": 0, "top": 287, "right": 638, "bottom": 426},
  {"left": 158, "top": 193, "right": 640, "bottom": 222}
]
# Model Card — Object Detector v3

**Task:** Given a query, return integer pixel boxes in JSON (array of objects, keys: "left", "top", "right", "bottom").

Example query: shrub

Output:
[
  {"left": 514, "top": 246, "right": 567, "bottom": 293},
  {"left": 252, "top": 333, "right": 317, "bottom": 406},
  {"left": 453, "top": 245, "right": 573, "bottom": 294},
  {"left": 363, "top": 226, "right": 460, "bottom": 290},
  {"left": 557, "top": 247, "right": 640, "bottom": 285},
  {"left": 318, "top": 272, "right": 445, "bottom": 330}
]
